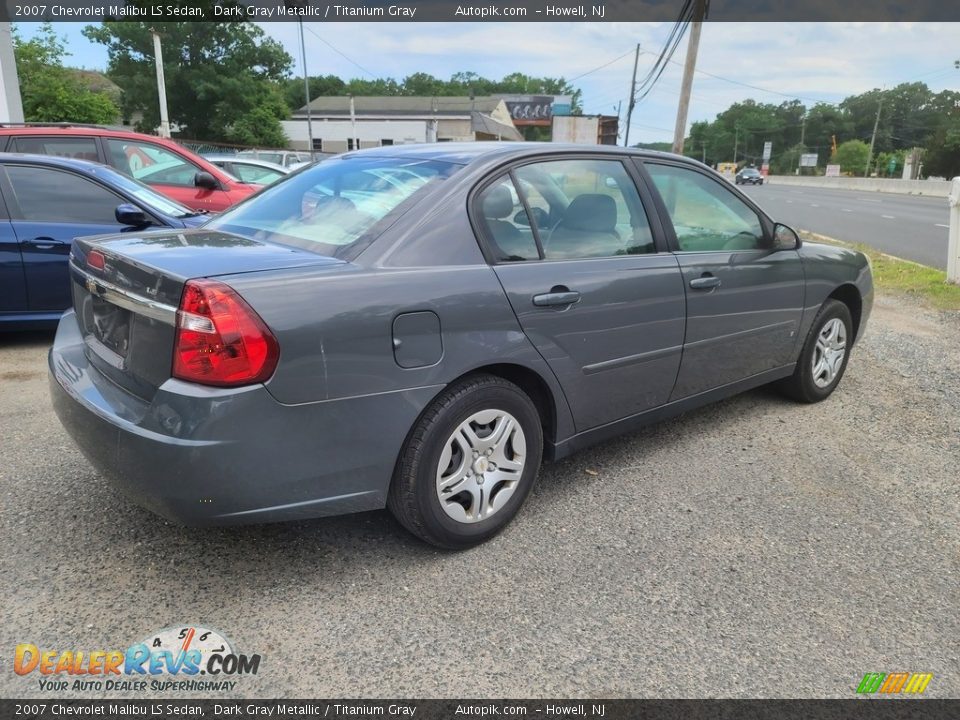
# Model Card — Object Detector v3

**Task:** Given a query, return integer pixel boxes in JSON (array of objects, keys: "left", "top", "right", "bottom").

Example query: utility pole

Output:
[
  {"left": 701, "top": 140, "right": 706, "bottom": 164},
  {"left": 150, "top": 29, "right": 170, "bottom": 138},
  {"left": 672, "top": 0, "right": 707, "bottom": 154},
  {"left": 733, "top": 124, "right": 739, "bottom": 164},
  {"left": 615, "top": 99, "right": 622, "bottom": 143},
  {"left": 623, "top": 43, "right": 640, "bottom": 147},
  {"left": 0, "top": 23, "right": 24, "bottom": 123},
  {"left": 298, "top": 20, "right": 315, "bottom": 159},
  {"left": 796, "top": 112, "right": 806, "bottom": 175},
  {"left": 349, "top": 94, "right": 358, "bottom": 151},
  {"left": 865, "top": 96, "right": 883, "bottom": 178}
]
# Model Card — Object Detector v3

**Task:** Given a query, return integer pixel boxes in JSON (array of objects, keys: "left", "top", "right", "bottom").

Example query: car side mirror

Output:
[
  {"left": 194, "top": 171, "right": 220, "bottom": 191},
  {"left": 115, "top": 203, "right": 149, "bottom": 227},
  {"left": 772, "top": 222, "right": 801, "bottom": 251}
]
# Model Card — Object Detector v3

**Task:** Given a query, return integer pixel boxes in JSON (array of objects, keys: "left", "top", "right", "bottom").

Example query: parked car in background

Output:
[
  {"left": 49, "top": 143, "right": 872, "bottom": 548},
  {"left": 0, "top": 153, "right": 208, "bottom": 329},
  {"left": 735, "top": 167, "right": 764, "bottom": 185},
  {"left": 235, "top": 149, "right": 311, "bottom": 168},
  {"left": 203, "top": 154, "right": 289, "bottom": 185},
  {"left": 0, "top": 125, "right": 258, "bottom": 212}
]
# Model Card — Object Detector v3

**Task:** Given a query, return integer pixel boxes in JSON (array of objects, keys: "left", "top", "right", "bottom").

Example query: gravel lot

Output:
[{"left": 2, "top": 292, "right": 958, "bottom": 699}]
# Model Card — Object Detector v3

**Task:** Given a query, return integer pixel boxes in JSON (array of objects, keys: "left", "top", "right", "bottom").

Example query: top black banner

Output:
[{"left": 1, "top": 0, "right": 959, "bottom": 23}]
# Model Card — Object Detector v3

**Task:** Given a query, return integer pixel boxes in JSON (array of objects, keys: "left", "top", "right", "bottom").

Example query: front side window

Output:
[
  {"left": 646, "top": 163, "right": 764, "bottom": 252},
  {"left": 6, "top": 166, "right": 122, "bottom": 224},
  {"left": 513, "top": 159, "right": 655, "bottom": 260},
  {"left": 205, "top": 156, "right": 458, "bottom": 259},
  {"left": 106, "top": 139, "right": 201, "bottom": 187}
]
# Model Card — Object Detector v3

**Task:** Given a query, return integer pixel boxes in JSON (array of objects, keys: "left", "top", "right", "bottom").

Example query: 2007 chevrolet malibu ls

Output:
[{"left": 49, "top": 143, "right": 873, "bottom": 548}]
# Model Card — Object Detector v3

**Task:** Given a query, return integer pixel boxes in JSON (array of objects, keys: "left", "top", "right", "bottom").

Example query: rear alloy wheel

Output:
[
  {"left": 388, "top": 375, "right": 543, "bottom": 549},
  {"left": 780, "top": 299, "right": 853, "bottom": 403}
]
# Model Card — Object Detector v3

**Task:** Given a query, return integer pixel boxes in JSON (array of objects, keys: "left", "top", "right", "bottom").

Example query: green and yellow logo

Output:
[{"left": 856, "top": 672, "right": 933, "bottom": 694}]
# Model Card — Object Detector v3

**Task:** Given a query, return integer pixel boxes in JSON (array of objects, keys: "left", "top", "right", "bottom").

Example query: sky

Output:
[{"left": 13, "top": 21, "right": 960, "bottom": 144}]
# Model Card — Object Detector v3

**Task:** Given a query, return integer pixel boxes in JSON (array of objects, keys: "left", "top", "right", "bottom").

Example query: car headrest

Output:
[
  {"left": 483, "top": 185, "right": 514, "bottom": 220},
  {"left": 562, "top": 194, "right": 617, "bottom": 233}
]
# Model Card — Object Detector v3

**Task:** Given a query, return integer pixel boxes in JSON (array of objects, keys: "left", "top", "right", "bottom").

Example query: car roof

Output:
[
  {"left": 339, "top": 141, "right": 708, "bottom": 169},
  {"left": 0, "top": 152, "right": 108, "bottom": 172}
]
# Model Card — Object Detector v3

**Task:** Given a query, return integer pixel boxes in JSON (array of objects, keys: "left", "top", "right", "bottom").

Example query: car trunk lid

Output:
[{"left": 69, "top": 228, "right": 343, "bottom": 400}]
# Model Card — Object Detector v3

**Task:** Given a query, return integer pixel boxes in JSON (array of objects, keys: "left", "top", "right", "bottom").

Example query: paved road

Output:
[
  {"left": 2, "top": 298, "right": 959, "bottom": 699},
  {"left": 740, "top": 183, "right": 951, "bottom": 269}
]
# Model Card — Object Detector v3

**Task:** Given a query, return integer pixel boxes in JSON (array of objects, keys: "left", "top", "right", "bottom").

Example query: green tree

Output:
[
  {"left": 283, "top": 74, "right": 346, "bottom": 111},
  {"left": 922, "top": 89, "right": 960, "bottom": 178},
  {"left": 832, "top": 139, "right": 870, "bottom": 176},
  {"left": 13, "top": 22, "right": 119, "bottom": 124},
  {"left": 83, "top": 16, "right": 293, "bottom": 145}
]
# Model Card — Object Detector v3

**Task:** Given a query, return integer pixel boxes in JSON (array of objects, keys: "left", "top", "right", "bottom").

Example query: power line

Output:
[
  {"left": 632, "top": 0, "right": 695, "bottom": 104},
  {"left": 567, "top": 49, "right": 636, "bottom": 83},
  {"left": 302, "top": 25, "right": 377, "bottom": 79}
]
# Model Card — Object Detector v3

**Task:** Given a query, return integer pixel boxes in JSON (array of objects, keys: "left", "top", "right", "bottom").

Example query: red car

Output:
[{"left": 0, "top": 125, "right": 259, "bottom": 212}]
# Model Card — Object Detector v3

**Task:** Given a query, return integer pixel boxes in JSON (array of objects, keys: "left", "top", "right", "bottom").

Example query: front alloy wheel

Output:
[
  {"left": 811, "top": 318, "right": 847, "bottom": 388},
  {"left": 779, "top": 298, "right": 854, "bottom": 403}
]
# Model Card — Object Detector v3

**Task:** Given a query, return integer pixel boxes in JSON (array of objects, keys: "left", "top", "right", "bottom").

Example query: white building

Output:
[{"left": 284, "top": 96, "right": 523, "bottom": 153}]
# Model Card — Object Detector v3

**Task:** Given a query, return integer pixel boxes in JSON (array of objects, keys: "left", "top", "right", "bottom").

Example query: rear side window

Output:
[
  {"left": 475, "top": 177, "right": 540, "bottom": 262},
  {"left": 6, "top": 166, "right": 122, "bottom": 224},
  {"left": 9, "top": 136, "right": 99, "bottom": 162},
  {"left": 513, "top": 159, "right": 655, "bottom": 260}
]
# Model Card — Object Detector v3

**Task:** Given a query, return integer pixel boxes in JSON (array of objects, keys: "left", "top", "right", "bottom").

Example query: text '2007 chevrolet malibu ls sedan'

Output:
[{"left": 49, "top": 143, "right": 873, "bottom": 548}]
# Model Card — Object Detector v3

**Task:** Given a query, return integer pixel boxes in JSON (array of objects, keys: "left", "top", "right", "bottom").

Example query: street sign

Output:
[
  {"left": 800, "top": 153, "right": 818, "bottom": 167},
  {"left": 762, "top": 141, "right": 772, "bottom": 162},
  {"left": 825, "top": 164, "right": 841, "bottom": 177}
]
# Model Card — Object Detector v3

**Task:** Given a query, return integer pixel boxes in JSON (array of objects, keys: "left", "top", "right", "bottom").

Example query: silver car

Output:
[
  {"left": 203, "top": 154, "right": 289, "bottom": 186},
  {"left": 49, "top": 143, "right": 873, "bottom": 548}
]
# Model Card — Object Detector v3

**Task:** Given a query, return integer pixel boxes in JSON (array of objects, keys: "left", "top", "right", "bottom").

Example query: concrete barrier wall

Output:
[{"left": 766, "top": 175, "right": 952, "bottom": 198}]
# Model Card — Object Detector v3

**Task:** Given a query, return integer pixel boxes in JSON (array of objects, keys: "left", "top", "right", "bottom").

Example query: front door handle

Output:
[
  {"left": 24, "top": 236, "right": 67, "bottom": 251},
  {"left": 689, "top": 274, "right": 721, "bottom": 290},
  {"left": 532, "top": 289, "right": 581, "bottom": 307}
]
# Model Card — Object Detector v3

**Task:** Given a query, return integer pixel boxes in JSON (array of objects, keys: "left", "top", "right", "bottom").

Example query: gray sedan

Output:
[{"left": 49, "top": 143, "right": 873, "bottom": 548}]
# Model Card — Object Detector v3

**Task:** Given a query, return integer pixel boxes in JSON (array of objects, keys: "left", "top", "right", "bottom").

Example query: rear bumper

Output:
[{"left": 49, "top": 310, "right": 438, "bottom": 526}]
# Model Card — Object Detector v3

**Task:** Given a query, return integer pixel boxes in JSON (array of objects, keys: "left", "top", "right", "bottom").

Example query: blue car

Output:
[{"left": 0, "top": 153, "right": 208, "bottom": 330}]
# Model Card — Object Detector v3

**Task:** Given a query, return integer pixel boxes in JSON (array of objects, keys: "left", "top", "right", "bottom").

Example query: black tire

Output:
[
  {"left": 387, "top": 374, "right": 543, "bottom": 549},
  {"left": 780, "top": 299, "right": 854, "bottom": 403}
]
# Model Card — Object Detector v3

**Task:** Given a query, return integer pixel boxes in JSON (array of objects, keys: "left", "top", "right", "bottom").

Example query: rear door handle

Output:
[
  {"left": 24, "top": 237, "right": 67, "bottom": 251},
  {"left": 532, "top": 290, "right": 581, "bottom": 307},
  {"left": 689, "top": 275, "right": 721, "bottom": 290}
]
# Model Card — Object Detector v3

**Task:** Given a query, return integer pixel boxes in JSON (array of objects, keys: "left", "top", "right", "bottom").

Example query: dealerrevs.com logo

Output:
[
  {"left": 856, "top": 672, "right": 934, "bottom": 695},
  {"left": 14, "top": 626, "right": 262, "bottom": 693}
]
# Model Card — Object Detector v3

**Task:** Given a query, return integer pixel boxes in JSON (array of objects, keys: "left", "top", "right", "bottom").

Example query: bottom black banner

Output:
[{"left": 2, "top": 700, "right": 958, "bottom": 720}]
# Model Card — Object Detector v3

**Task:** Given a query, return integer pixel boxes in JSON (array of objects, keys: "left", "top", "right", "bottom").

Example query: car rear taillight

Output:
[
  {"left": 173, "top": 279, "right": 279, "bottom": 387},
  {"left": 87, "top": 250, "right": 106, "bottom": 271}
]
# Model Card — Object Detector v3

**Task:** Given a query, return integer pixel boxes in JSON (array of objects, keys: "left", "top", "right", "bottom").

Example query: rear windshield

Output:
[{"left": 205, "top": 156, "right": 459, "bottom": 259}]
